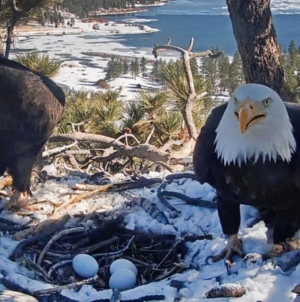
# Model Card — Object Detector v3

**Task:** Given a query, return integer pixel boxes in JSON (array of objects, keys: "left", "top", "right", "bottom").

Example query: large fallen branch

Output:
[{"left": 49, "top": 132, "right": 171, "bottom": 164}]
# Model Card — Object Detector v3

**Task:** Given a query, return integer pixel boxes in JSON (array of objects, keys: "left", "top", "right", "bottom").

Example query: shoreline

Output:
[
  {"left": 91, "top": 1, "right": 168, "bottom": 16},
  {"left": 90, "top": 8, "right": 148, "bottom": 17}
]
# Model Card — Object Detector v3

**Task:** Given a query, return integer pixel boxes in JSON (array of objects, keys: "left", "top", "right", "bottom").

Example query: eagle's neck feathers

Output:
[{"left": 214, "top": 105, "right": 297, "bottom": 167}]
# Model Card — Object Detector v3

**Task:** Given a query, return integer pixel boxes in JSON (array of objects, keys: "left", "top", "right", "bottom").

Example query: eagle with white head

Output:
[{"left": 193, "top": 83, "right": 300, "bottom": 269}]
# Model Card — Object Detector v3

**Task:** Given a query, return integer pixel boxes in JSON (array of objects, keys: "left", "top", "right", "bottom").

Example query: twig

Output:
[
  {"left": 115, "top": 133, "right": 140, "bottom": 145},
  {"left": 47, "top": 259, "right": 73, "bottom": 278},
  {"left": 42, "top": 142, "right": 77, "bottom": 158},
  {"left": 23, "top": 255, "right": 51, "bottom": 282},
  {"left": 160, "top": 190, "right": 217, "bottom": 209},
  {"left": 145, "top": 126, "right": 155, "bottom": 145},
  {"left": 155, "top": 239, "right": 183, "bottom": 270},
  {"left": 12, "top": 215, "right": 70, "bottom": 257},
  {"left": 37, "top": 227, "right": 86, "bottom": 266},
  {"left": 157, "top": 181, "right": 181, "bottom": 214},
  {"left": 68, "top": 121, "right": 91, "bottom": 132},
  {"left": 53, "top": 184, "right": 112, "bottom": 215},
  {"left": 33, "top": 276, "right": 103, "bottom": 296},
  {"left": 92, "top": 236, "right": 134, "bottom": 258}
]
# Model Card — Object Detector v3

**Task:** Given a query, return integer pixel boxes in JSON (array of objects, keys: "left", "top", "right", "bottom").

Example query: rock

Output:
[
  {"left": 0, "top": 289, "right": 38, "bottom": 301},
  {"left": 95, "top": 79, "right": 110, "bottom": 89}
]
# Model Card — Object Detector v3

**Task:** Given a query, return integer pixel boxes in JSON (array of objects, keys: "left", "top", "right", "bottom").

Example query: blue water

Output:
[{"left": 104, "top": 0, "right": 300, "bottom": 55}]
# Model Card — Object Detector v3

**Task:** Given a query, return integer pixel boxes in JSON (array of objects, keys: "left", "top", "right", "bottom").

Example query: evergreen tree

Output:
[
  {"left": 151, "top": 59, "right": 160, "bottom": 78},
  {"left": 190, "top": 58, "right": 199, "bottom": 76},
  {"left": 105, "top": 57, "right": 123, "bottom": 80},
  {"left": 140, "top": 56, "right": 147, "bottom": 76},
  {"left": 123, "top": 59, "right": 129, "bottom": 75},
  {"left": 131, "top": 58, "right": 140, "bottom": 78},
  {"left": 201, "top": 56, "right": 218, "bottom": 95},
  {"left": 283, "top": 40, "right": 299, "bottom": 96},
  {"left": 218, "top": 54, "right": 230, "bottom": 92},
  {"left": 116, "top": 58, "right": 123, "bottom": 76},
  {"left": 228, "top": 51, "right": 244, "bottom": 93},
  {"left": 130, "top": 60, "right": 135, "bottom": 78},
  {"left": 288, "top": 40, "right": 298, "bottom": 69}
]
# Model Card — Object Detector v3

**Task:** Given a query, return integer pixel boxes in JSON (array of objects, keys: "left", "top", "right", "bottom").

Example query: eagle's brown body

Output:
[{"left": 0, "top": 58, "right": 65, "bottom": 201}]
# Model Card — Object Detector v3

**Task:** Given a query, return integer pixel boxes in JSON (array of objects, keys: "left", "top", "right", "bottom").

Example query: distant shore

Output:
[
  {"left": 90, "top": 1, "right": 168, "bottom": 16},
  {"left": 91, "top": 8, "right": 148, "bottom": 17}
]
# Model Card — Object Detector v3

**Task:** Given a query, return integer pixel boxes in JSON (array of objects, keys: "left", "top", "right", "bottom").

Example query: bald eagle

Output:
[
  {"left": 193, "top": 83, "right": 300, "bottom": 267},
  {"left": 0, "top": 57, "right": 65, "bottom": 210}
]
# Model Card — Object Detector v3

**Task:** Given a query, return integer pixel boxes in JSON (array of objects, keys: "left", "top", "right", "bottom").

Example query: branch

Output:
[
  {"left": 152, "top": 37, "right": 222, "bottom": 141},
  {"left": 0, "top": 0, "right": 22, "bottom": 12},
  {"left": 10, "top": 0, "right": 21, "bottom": 12},
  {"left": 49, "top": 132, "right": 171, "bottom": 164},
  {"left": 42, "top": 142, "right": 77, "bottom": 158},
  {"left": 152, "top": 36, "right": 222, "bottom": 60},
  {"left": 145, "top": 125, "right": 155, "bottom": 144}
]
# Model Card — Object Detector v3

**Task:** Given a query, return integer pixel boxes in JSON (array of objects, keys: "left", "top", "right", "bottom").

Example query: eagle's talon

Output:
[
  {"left": 207, "top": 234, "right": 244, "bottom": 269},
  {"left": 3, "top": 190, "right": 32, "bottom": 211}
]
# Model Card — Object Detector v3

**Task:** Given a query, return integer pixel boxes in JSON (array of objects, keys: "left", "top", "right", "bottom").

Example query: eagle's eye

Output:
[
  {"left": 233, "top": 96, "right": 238, "bottom": 104},
  {"left": 262, "top": 97, "right": 271, "bottom": 107}
]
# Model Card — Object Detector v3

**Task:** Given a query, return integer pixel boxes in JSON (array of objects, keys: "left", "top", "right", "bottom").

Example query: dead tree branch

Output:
[
  {"left": 42, "top": 142, "right": 77, "bottom": 158},
  {"left": 152, "top": 37, "right": 222, "bottom": 141},
  {"left": 49, "top": 132, "right": 171, "bottom": 164}
]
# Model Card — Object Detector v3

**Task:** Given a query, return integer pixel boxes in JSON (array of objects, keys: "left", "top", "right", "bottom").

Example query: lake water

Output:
[{"left": 104, "top": 0, "right": 300, "bottom": 55}]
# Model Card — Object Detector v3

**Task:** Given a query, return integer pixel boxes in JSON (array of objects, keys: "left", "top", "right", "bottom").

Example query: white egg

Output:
[
  {"left": 72, "top": 254, "right": 99, "bottom": 279},
  {"left": 109, "top": 269, "right": 136, "bottom": 291},
  {"left": 110, "top": 259, "right": 138, "bottom": 276}
]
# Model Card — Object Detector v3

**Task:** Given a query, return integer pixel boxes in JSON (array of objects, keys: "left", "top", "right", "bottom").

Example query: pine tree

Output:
[
  {"left": 105, "top": 57, "right": 123, "bottom": 80},
  {"left": 218, "top": 54, "right": 230, "bottom": 92},
  {"left": 190, "top": 58, "right": 199, "bottom": 76},
  {"left": 151, "top": 59, "right": 160, "bottom": 79},
  {"left": 288, "top": 40, "right": 298, "bottom": 69},
  {"left": 132, "top": 58, "right": 140, "bottom": 78},
  {"left": 130, "top": 60, "right": 135, "bottom": 78},
  {"left": 116, "top": 58, "right": 124, "bottom": 76},
  {"left": 123, "top": 59, "right": 129, "bottom": 75},
  {"left": 201, "top": 56, "right": 218, "bottom": 96},
  {"left": 283, "top": 40, "right": 299, "bottom": 96},
  {"left": 228, "top": 51, "right": 244, "bottom": 93},
  {"left": 140, "top": 56, "right": 147, "bottom": 76}
]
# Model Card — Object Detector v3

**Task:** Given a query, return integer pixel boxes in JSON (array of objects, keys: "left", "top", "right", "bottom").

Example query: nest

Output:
[
  {"left": 7, "top": 213, "right": 208, "bottom": 300},
  {"left": 0, "top": 172, "right": 216, "bottom": 301}
]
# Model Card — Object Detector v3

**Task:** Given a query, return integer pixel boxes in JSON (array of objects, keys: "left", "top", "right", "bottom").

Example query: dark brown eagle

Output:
[
  {"left": 193, "top": 83, "right": 300, "bottom": 268},
  {"left": 0, "top": 57, "right": 65, "bottom": 210}
]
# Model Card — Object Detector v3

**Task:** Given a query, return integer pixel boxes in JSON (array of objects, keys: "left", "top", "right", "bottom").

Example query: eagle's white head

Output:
[{"left": 215, "top": 83, "right": 296, "bottom": 166}]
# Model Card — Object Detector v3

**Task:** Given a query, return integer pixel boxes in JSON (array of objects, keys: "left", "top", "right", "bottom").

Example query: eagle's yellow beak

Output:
[{"left": 238, "top": 99, "right": 266, "bottom": 134}]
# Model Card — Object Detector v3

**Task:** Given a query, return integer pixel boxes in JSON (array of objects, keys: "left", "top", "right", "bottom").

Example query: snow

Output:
[{"left": 0, "top": 18, "right": 298, "bottom": 302}]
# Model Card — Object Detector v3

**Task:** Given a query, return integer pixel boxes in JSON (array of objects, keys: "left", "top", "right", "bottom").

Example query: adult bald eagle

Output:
[
  {"left": 0, "top": 57, "right": 65, "bottom": 210},
  {"left": 193, "top": 83, "right": 300, "bottom": 267}
]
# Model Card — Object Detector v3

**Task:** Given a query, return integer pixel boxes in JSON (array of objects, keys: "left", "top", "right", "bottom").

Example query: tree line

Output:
[
  {"left": 60, "top": 0, "right": 163, "bottom": 17},
  {"left": 103, "top": 40, "right": 300, "bottom": 102}
]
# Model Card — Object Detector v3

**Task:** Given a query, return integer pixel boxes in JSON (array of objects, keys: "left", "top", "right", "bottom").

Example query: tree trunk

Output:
[
  {"left": 182, "top": 96, "right": 198, "bottom": 141},
  {"left": 5, "top": 25, "right": 14, "bottom": 59},
  {"left": 226, "top": 0, "right": 293, "bottom": 102},
  {"left": 40, "top": 8, "right": 45, "bottom": 26}
]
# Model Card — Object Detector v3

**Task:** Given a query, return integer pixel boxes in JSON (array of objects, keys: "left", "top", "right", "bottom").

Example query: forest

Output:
[{"left": 60, "top": 0, "right": 163, "bottom": 16}]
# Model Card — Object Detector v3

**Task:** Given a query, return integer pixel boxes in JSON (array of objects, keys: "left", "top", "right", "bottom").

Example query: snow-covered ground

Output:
[
  {"left": 13, "top": 18, "right": 172, "bottom": 101},
  {"left": 0, "top": 19, "right": 298, "bottom": 302}
]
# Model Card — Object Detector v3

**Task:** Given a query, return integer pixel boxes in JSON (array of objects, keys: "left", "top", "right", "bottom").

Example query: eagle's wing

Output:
[
  {"left": 193, "top": 103, "right": 227, "bottom": 185},
  {"left": 0, "top": 62, "right": 65, "bottom": 139},
  {"left": 285, "top": 103, "right": 300, "bottom": 188}
]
